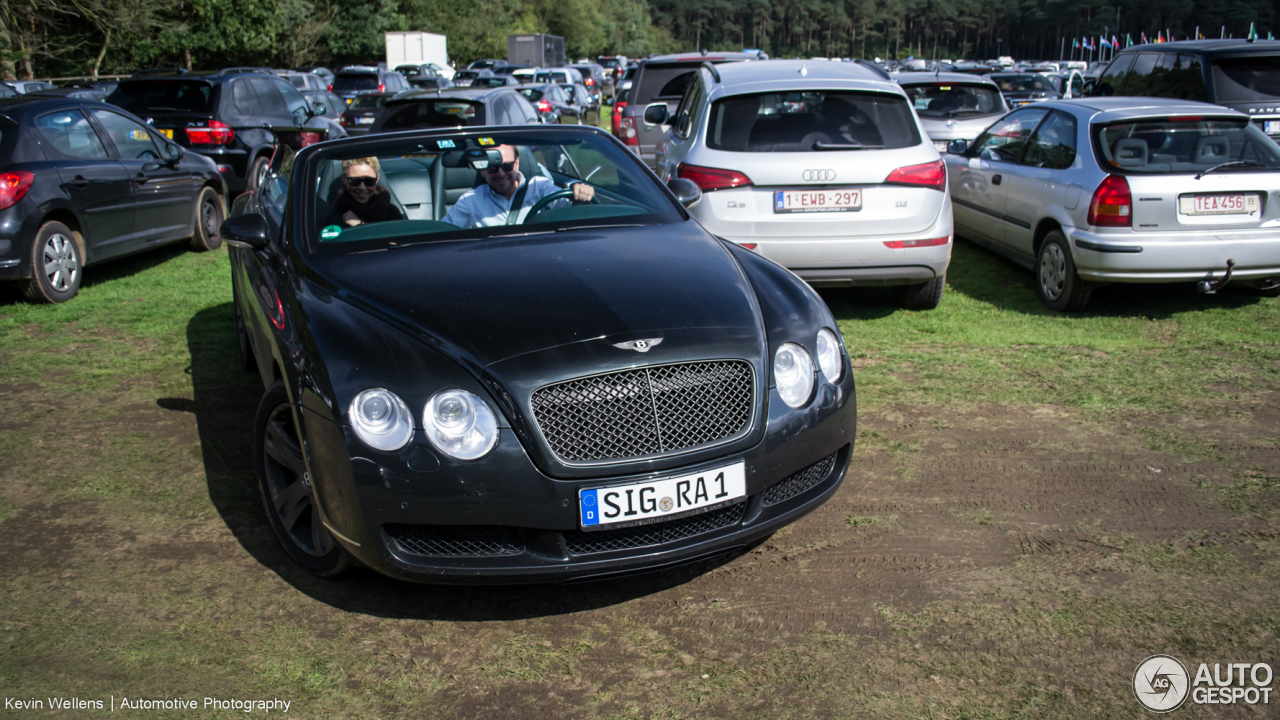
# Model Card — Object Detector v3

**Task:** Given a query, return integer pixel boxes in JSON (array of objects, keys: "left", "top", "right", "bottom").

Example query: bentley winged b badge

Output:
[{"left": 613, "top": 338, "right": 664, "bottom": 353}]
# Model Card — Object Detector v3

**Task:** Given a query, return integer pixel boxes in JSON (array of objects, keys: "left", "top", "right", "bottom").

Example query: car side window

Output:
[
  {"left": 969, "top": 108, "right": 1049, "bottom": 163},
  {"left": 90, "top": 109, "right": 160, "bottom": 160},
  {"left": 1095, "top": 54, "right": 1134, "bottom": 96},
  {"left": 1070, "top": 73, "right": 1085, "bottom": 97},
  {"left": 272, "top": 78, "right": 312, "bottom": 124},
  {"left": 1019, "top": 111, "right": 1077, "bottom": 170},
  {"left": 34, "top": 109, "right": 110, "bottom": 160},
  {"left": 1122, "top": 53, "right": 1161, "bottom": 95},
  {"left": 232, "top": 79, "right": 266, "bottom": 116},
  {"left": 513, "top": 94, "right": 539, "bottom": 124},
  {"left": 250, "top": 77, "right": 290, "bottom": 119},
  {"left": 672, "top": 73, "right": 703, "bottom": 138},
  {"left": 491, "top": 97, "right": 511, "bottom": 125}
]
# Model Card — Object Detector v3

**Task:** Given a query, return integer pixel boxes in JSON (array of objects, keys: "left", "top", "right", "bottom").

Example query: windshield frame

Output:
[{"left": 293, "top": 127, "right": 688, "bottom": 257}]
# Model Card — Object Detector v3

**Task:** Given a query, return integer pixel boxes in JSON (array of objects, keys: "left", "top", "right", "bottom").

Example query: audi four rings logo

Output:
[{"left": 802, "top": 169, "right": 837, "bottom": 181}]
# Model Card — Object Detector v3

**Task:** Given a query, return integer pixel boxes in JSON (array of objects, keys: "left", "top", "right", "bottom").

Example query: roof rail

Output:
[
  {"left": 700, "top": 61, "right": 721, "bottom": 83},
  {"left": 854, "top": 59, "right": 892, "bottom": 80}
]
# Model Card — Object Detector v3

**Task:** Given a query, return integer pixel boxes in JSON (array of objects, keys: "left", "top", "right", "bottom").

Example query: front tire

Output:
[
  {"left": 900, "top": 274, "right": 945, "bottom": 310},
  {"left": 254, "top": 381, "right": 352, "bottom": 577},
  {"left": 1037, "top": 231, "right": 1091, "bottom": 311},
  {"left": 246, "top": 155, "right": 271, "bottom": 193},
  {"left": 22, "top": 221, "right": 82, "bottom": 304},
  {"left": 189, "top": 187, "right": 224, "bottom": 252}
]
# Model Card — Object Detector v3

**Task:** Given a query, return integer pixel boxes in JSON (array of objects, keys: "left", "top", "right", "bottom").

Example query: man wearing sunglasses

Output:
[{"left": 442, "top": 144, "right": 594, "bottom": 228}]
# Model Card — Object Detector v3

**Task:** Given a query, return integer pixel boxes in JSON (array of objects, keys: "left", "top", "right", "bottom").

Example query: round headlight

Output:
[
  {"left": 816, "top": 328, "right": 843, "bottom": 384},
  {"left": 424, "top": 389, "right": 498, "bottom": 460},
  {"left": 349, "top": 388, "right": 414, "bottom": 452},
  {"left": 774, "top": 342, "right": 815, "bottom": 408}
]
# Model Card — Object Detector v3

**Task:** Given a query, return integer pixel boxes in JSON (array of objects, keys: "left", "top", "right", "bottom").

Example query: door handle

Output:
[
  {"left": 134, "top": 172, "right": 148, "bottom": 184},
  {"left": 992, "top": 174, "right": 1003, "bottom": 185},
  {"left": 70, "top": 175, "right": 89, "bottom": 189}
]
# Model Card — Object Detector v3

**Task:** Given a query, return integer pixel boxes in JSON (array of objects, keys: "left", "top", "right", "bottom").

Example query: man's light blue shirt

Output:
[{"left": 441, "top": 174, "right": 570, "bottom": 228}]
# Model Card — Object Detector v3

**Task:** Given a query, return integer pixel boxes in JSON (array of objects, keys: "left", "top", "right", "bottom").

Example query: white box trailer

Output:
[{"left": 385, "top": 32, "right": 452, "bottom": 79}]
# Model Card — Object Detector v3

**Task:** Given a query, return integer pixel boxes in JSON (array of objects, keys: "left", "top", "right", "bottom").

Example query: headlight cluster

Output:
[
  {"left": 349, "top": 387, "right": 498, "bottom": 460},
  {"left": 773, "top": 329, "right": 844, "bottom": 408}
]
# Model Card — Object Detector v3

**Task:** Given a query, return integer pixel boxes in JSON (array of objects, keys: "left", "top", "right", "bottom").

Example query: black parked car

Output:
[
  {"left": 330, "top": 66, "right": 410, "bottom": 107},
  {"left": 222, "top": 125, "right": 856, "bottom": 582},
  {"left": 368, "top": 87, "right": 541, "bottom": 134},
  {"left": 1092, "top": 40, "right": 1280, "bottom": 141},
  {"left": 451, "top": 69, "right": 494, "bottom": 88},
  {"left": 560, "top": 82, "right": 600, "bottom": 125},
  {"left": 341, "top": 92, "right": 396, "bottom": 135},
  {"left": 518, "top": 83, "right": 582, "bottom": 124},
  {"left": 108, "top": 70, "right": 319, "bottom": 194},
  {"left": 0, "top": 97, "right": 226, "bottom": 303}
]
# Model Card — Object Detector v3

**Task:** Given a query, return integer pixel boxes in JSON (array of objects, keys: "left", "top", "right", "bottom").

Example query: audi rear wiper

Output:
[
  {"left": 1195, "top": 160, "right": 1267, "bottom": 179},
  {"left": 814, "top": 142, "right": 885, "bottom": 151}
]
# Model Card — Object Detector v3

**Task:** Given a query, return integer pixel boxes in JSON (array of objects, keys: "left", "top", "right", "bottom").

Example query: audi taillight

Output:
[
  {"left": 884, "top": 160, "right": 946, "bottom": 190},
  {"left": 185, "top": 119, "right": 235, "bottom": 145},
  {"left": 0, "top": 170, "right": 34, "bottom": 210},
  {"left": 619, "top": 116, "right": 638, "bottom": 146},
  {"left": 1087, "top": 174, "right": 1132, "bottom": 227},
  {"left": 677, "top": 163, "right": 753, "bottom": 192}
]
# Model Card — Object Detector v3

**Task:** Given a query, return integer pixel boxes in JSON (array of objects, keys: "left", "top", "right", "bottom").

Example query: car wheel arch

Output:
[
  {"left": 37, "top": 208, "right": 87, "bottom": 266},
  {"left": 1032, "top": 218, "right": 1064, "bottom": 258}
]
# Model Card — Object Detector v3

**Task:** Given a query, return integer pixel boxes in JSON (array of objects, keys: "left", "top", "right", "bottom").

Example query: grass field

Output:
[{"left": 1, "top": 235, "right": 1277, "bottom": 718}]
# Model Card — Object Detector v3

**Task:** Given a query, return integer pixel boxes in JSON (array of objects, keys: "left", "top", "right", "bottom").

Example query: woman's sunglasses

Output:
[{"left": 344, "top": 175, "right": 378, "bottom": 188}]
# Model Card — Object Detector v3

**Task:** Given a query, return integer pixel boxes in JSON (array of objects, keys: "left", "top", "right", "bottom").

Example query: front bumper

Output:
[
  {"left": 1068, "top": 226, "right": 1280, "bottom": 283},
  {"left": 303, "top": 378, "right": 856, "bottom": 584}
]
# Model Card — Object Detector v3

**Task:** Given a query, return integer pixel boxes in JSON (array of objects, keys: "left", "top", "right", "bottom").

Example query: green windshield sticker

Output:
[{"left": 320, "top": 225, "right": 342, "bottom": 240}]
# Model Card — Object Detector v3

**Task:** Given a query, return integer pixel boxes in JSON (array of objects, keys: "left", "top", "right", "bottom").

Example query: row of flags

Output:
[{"left": 1073, "top": 25, "right": 1275, "bottom": 50}]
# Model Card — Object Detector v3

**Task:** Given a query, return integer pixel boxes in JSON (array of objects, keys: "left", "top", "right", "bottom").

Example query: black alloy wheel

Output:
[
  {"left": 254, "top": 381, "right": 352, "bottom": 577},
  {"left": 189, "top": 187, "right": 224, "bottom": 251}
]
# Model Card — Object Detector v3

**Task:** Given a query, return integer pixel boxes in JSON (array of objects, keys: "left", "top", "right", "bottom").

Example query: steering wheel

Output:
[{"left": 522, "top": 187, "right": 598, "bottom": 223}]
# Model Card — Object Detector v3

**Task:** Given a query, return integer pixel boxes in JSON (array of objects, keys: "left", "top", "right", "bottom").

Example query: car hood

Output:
[{"left": 305, "top": 220, "right": 764, "bottom": 373}]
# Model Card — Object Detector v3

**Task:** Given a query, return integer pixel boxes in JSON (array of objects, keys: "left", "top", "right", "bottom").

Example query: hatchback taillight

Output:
[
  {"left": 185, "top": 120, "right": 235, "bottom": 145},
  {"left": 327, "top": 84, "right": 333, "bottom": 92},
  {"left": 677, "top": 163, "right": 753, "bottom": 192},
  {"left": 619, "top": 116, "right": 638, "bottom": 146},
  {"left": 884, "top": 160, "right": 946, "bottom": 191},
  {"left": 0, "top": 170, "right": 34, "bottom": 210},
  {"left": 1087, "top": 174, "right": 1132, "bottom": 227}
]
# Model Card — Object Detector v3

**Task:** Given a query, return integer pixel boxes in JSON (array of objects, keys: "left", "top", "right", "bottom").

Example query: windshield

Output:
[
  {"left": 903, "top": 83, "right": 1004, "bottom": 117},
  {"left": 305, "top": 130, "right": 682, "bottom": 254},
  {"left": 396, "top": 66, "right": 423, "bottom": 77},
  {"left": 1211, "top": 56, "right": 1280, "bottom": 102},
  {"left": 455, "top": 71, "right": 481, "bottom": 81},
  {"left": 989, "top": 74, "right": 1059, "bottom": 93},
  {"left": 333, "top": 74, "right": 379, "bottom": 92},
  {"left": 108, "top": 80, "right": 216, "bottom": 114},
  {"left": 706, "top": 91, "right": 921, "bottom": 152},
  {"left": 1094, "top": 117, "right": 1280, "bottom": 174}
]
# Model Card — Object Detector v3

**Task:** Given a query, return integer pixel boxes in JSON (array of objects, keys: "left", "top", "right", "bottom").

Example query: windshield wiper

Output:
[
  {"left": 947, "top": 109, "right": 990, "bottom": 117},
  {"left": 1195, "top": 160, "right": 1267, "bottom": 179},
  {"left": 814, "top": 142, "right": 885, "bottom": 151}
]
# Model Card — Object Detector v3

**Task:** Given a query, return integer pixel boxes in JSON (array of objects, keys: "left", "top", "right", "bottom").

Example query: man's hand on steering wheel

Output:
[{"left": 570, "top": 181, "right": 595, "bottom": 204}]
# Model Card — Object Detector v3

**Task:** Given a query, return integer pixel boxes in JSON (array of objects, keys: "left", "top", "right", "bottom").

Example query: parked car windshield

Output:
[
  {"left": 1211, "top": 56, "right": 1280, "bottom": 102},
  {"left": 989, "top": 74, "right": 1058, "bottom": 93},
  {"left": 1094, "top": 117, "right": 1280, "bottom": 174},
  {"left": 706, "top": 91, "right": 921, "bottom": 152},
  {"left": 902, "top": 83, "right": 1004, "bottom": 117},
  {"left": 305, "top": 130, "right": 682, "bottom": 254},
  {"left": 377, "top": 99, "right": 486, "bottom": 130},
  {"left": 108, "top": 80, "right": 216, "bottom": 114},
  {"left": 518, "top": 88, "right": 546, "bottom": 102},
  {"left": 333, "top": 74, "right": 379, "bottom": 92}
]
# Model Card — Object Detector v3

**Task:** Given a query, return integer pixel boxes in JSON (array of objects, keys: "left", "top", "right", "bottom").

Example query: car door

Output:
[
  {"left": 33, "top": 107, "right": 136, "bottom": 256},
  {"left": 91, "top": 108, "right": 195, "bottom": 245},
  {"left": 1002, "top": 110, "right": 1078, "bottom": 260},
  {"left": 948, "top": 107, "right": 1049, "bottom": 245}
]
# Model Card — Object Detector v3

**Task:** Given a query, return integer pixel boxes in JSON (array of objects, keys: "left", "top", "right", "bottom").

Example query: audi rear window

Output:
[
  {"left": 707, "top": 91, "right": 921, "bottom": 152},
  {"left": 108, "top": 80, "right": 216, "bottom": 114}
]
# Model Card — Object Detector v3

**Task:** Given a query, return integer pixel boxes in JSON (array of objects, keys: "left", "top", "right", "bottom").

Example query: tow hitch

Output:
[{"left": 1196, "top": 259, "right": 1235, "bottom": 294}]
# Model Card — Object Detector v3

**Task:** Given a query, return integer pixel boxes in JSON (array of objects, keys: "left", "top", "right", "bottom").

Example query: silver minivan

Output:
[
  {"left": 945, "top": 97, "right": 1280, "bottom": 310},
  {"left": 896, "top": 72, "right": 1008, "bottom": 151},
  {"left": 653, "top": 59, "right": 953, "bottom": 309}
]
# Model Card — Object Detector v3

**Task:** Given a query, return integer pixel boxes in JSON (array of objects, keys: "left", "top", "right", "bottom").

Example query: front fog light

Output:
[
  {"left": 350, "top": 388, "right": 414, "bottom": 451},
  {"left": 425, "top": 389, "right": 498, "bottom": 460},
  {"left": 774, "top": 342, "right": 815, "bottom": 408},
  {"left": 816, "top": 328, "right": 843, "bottom": 383}
]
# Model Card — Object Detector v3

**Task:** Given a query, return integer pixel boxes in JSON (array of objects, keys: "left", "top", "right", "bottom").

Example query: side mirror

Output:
[
  {"left": 311, "top": 100, "right": 327, "bottom": 116},
  {"left": 667, "top": 177, "right": 701, "bottom": 208},
  {"left": 164, "top": 143, "right": 182, "bottom": 164},
  {"left": 643, "top": 103, "right": 669, "bottom": 125},
  {"left": 222, "top": 213, "right": 271, "bottom": 251},
  {"left": 947, "top": 139, "right": 969, "bottom": 155}
]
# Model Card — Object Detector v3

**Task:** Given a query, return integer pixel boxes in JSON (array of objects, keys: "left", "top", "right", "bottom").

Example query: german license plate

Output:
[
  {"left": 1266, "top": 120, "right": 1280, "bottom": 134},
  {"left": 578, "top": 461, "right": 746, "bottom": 530},
  {"left": 774, "top": 189, "right": 862, "bottom": 214},
  {"left": 158, "top": 128, "right": 173, "bottom": 139},
  {"left": 1179, "top": 194, "right": 1259, "bottom": 216},
  {"left": 357, "top": 116, "right": 375, "bottom": 124}
]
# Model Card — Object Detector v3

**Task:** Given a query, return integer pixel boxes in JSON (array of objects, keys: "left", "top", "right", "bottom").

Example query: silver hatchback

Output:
[
  {"left": 653, "top": 60, "right": 953, "bottom": 309},
  {"left": 945, "top": 97, "right": 1280, "bottom": 310}
]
